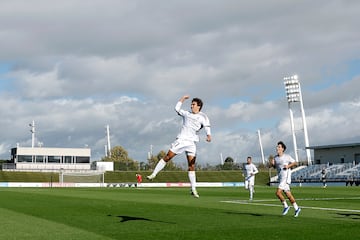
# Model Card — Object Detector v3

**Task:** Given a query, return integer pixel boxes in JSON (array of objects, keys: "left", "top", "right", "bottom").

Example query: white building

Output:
[
  {"left": 307, "top": 143, "right": 360, "bottom": 165},
  {"left": 7, "top": 147, "right": 91, "bottom": 172}
]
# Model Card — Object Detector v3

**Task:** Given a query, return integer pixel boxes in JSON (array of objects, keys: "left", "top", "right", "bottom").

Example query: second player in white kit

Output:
[{"left": 244, "top": 156, "right": 258, "bottom": 201}]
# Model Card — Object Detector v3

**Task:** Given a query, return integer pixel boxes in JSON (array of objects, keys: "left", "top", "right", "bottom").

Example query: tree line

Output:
[{"left": 100, "top": 145, "right": 272, "bottom": 171}]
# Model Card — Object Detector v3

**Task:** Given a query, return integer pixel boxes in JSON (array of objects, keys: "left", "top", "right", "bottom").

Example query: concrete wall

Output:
[{"left": 314, "top": 146, "right": 360, "bottom": 164}]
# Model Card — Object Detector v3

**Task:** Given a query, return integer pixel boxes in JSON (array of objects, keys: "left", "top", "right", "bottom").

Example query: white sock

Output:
[
  {"left": 188, "top": 171, "right": 197, "bottom": 192},
  {"left": 283, "top": 201, "right": 288, "bottom": 208},
  {"left": 250, "top": 186, "right": 254, "bottom": 199},
  {"left": 151, "top": 159, "right": 166, "bottom": 177},
  {"left": 292, "top": 202, "right": 299, "bottom": 211}
]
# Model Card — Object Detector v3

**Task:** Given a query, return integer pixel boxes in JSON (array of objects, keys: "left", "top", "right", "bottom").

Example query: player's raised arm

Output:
[
  {"left": 175, "top": 95, "right": 189, "bottom": 113},
  {"left": 179, "top": 95, "right": 190, "bottom": 102}
]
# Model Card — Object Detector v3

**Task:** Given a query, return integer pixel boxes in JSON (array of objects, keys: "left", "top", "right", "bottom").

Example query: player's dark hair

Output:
[
  {"left": 277, "top": 141, "right": 286, "bottom": 151},
  {"left": 192, "top": 98, "right": 203, "bottom": 110}
]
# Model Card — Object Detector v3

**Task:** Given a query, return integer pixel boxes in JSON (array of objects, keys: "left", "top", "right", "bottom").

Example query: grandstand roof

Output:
[{"left": 306, "top": 142, "right": 360, "bottom": 150}]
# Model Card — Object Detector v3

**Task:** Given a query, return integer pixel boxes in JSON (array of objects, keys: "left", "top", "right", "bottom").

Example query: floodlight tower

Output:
[
  {"left": 257, "top": 129, "right": 266, "bottom": 165},
  {"left": 283, "top": 75, "right": 312, "bottom": 165},
  {"left": 106, "top": 125, "right": 111, "bottom": 157},
  {"left": 220, "top": 153, "right": 224, "bottom": 165},
  {"left": 29, "top": 120, "right": 35, "bottom": 148}
]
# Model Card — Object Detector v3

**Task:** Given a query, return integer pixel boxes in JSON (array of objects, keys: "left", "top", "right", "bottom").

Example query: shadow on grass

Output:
[
  {"left": 224, "top": 211, "right": 263, "bottom": 217},
  {"left": 224, "top": 211, "right": 288, "bottom": 218},
  {"left": 336, "top": 213, "right": 360, "bottom": 220},
  {"left": 107, "top": 214, "right": 176, "bottom": 224}
]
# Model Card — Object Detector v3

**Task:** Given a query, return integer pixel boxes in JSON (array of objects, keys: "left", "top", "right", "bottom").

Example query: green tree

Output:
[
  {"left": 223, "top": 157, "right": 234, "bottom": 170},
  {"left": 101, "top": 146, "right": 139, "bottom": 171},
  {"left": 268, "top": 155, "right": 274, "bottom": 168},
  {"left": 214, "top": 156, "right": 241, "bottom": 170},
  {"left": 147, "top": 150, "right": 183, "bottom": 171}
]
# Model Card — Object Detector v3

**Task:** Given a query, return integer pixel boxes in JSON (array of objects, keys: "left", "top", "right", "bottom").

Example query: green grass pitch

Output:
[{"left": 0, "top": 186, "right": 359, "bottom": 240}]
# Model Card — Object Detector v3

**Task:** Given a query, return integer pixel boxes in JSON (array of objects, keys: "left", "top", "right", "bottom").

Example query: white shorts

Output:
[
  {"left": 278, "top": 170, "right": 292, "bottom": 192},
  {"left": 170, "top": 139, "right": 196, "bottom": 156},
  {"left": 245, "top": 177, "right": 255, "bottom": 189},
  {"left": 278, "top": 181, "right": 291, "bottom": 192}
]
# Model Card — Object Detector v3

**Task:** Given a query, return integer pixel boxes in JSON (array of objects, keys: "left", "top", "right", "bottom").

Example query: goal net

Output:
[{"left": 59, "top": 171, "right": 105, "bottom": 186}]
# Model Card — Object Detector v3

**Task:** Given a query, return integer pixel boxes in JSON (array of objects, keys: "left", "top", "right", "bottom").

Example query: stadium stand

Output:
[{"left": 291, "top": 163, "right": 360, "bottom": 185}]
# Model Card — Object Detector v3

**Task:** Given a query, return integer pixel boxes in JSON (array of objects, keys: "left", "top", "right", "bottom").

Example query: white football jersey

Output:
[
  {"left": 244, "top": 163, "right": 259, "bottom": 180},
  {"left": 175, "top": 101, "right": 211, "bottom": 142},
  {"left": 274, "top": 153, "right": 295, "bottom": 185}
]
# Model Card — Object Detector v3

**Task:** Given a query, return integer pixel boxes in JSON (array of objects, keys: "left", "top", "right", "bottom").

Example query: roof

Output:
[
  {"left": 12, "top": 147, "right": 91, "bottom": 156},
  {"left": 306, "top": 143, "right": 360, "bottom": 150}
]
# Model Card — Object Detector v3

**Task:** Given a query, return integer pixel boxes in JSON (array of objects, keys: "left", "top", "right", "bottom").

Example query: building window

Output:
[
  {"left": 75, "top": 156, "right": 90, "bottom": 163},
  {"left": 35, "top": 155, "right": 44, "bottom": 163},
  {"left": 17, "top": 155, "right": 33, "bottom": 162},
  {"left": 341, "top": 158, "right": 345, "bottom": 163},
  {"left": 48, "top": 156, "right": 61, "bottom": 163},
  {"left": 64, "top": 156, "right": 72, "bottom": 163}
]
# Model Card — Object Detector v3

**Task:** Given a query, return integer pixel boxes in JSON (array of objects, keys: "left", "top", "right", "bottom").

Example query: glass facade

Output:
[
  {"left": 75, "top": 156, "right": 90, "bottom": 163},
  {"left": 64, "top": 156, "right": 72, "bottom": 163},
  {"left": 48, "top": 156, "right": 61, "bottom": 163},
  {"left": 35, "top": 155, "right": 45, "bottom": 163},
  {"left": 15, "top": 154, "right": 90, "bottom": 164},
  {"left": 11, "top": 148, "right": 91, "bottom": 171},
  {"left": 17, "top": 155, "right": 33, "bottom": 162}
]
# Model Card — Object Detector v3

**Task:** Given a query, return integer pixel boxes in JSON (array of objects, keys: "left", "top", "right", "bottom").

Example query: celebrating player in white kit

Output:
[
  {"left": 244, "top": 156, "right": 258, "bottom": 201},
  {"left": 147, "top": 95, "right": 211, "bottom": 198},
  {"left": 270, "top": 141, "right": 301, "bottom": 217}
]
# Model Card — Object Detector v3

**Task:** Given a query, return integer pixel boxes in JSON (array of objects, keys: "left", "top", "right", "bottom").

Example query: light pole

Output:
[
  {"left": 106, "top": 125, "right": 111, "bottom": 157},
  {"left": 257, "top": 129, "right": 266, "bottom": 165},
  {"left": 29, "top": 120, "right": 35, "bottom": 148},
  {"left": 283, "top": 75, "right": 312, "bottom": 165}
]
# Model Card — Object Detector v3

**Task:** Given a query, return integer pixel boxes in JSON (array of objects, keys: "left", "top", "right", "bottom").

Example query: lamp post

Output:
[
  {"left": 29, "top": 120, "right": 35, "bottom": 148},
  {"left": 283, "top": 75, "right": 312, "bottom": 165},
  {"left": 257, "top": 129, "right": 266, "bottom": 165},
  {"left": 106, "top": 125, "right": 111, "bottom": 157}
]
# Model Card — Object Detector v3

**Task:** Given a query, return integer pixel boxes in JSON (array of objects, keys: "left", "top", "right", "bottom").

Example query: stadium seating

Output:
[{"left": 291, "top": 163, "right": 359, "bottom": 183}]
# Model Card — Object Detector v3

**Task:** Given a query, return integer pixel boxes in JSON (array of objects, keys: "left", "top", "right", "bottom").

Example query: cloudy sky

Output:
[{"left": 1, "top": 0, "right": 359, "bottom": 167}]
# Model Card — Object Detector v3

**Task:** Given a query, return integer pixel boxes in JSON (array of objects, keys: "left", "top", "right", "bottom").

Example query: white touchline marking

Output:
[
  {"left": 297, "top": 197, "right": 360, "bottom": 201},
  {"left": 221, "top": 198, "right": 360, "bottom": 213}
]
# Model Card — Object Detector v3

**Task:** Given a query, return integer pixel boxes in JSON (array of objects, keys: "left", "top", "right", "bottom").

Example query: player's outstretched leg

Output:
[{"left": 147, "top": 159, "right": 167, "bottom": 180}]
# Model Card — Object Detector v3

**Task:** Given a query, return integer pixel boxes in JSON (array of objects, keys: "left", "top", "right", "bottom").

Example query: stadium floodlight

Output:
[
  {"left": 257, "top": 129, "right": 266, "bottom": 165},
  {"left": 29, "top": 120, "right": 35, "bottom": 148},
  {"left": 283, "top": 75, "right": 312, "bottom": 165},
  {"left": 106, "top": 125, "right": 111, "bottom": 157}
]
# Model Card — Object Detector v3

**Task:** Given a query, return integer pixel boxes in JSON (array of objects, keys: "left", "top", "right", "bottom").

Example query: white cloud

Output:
[{"left": 0, "top": 0, "right": 360, "bottom": 165}]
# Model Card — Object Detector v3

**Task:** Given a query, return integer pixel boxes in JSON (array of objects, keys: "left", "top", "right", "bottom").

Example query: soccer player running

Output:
[
  {"left": 146, "top": 95, "right": 211, "bottom": 198},
  {"left": 243, "top": 156, "right": 258, "bottom": 201},
  {"left": 270, "top": 141, "right": 301, "bottom": 217}
]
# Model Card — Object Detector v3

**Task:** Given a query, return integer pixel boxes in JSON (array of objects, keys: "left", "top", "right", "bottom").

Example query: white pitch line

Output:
[
  {"left": 221, "top": 199, "right": 360, "bottom": 213},
  {"left": 297, "top": 197, "right": 360, "bottom": 201}
]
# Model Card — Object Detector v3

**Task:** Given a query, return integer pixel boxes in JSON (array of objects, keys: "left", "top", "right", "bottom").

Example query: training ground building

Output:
[
  {"left": 306, "top": 142, "right": 360, "bottom": 165},
  {"left": 5, "top": 147, "right": 92, "bottom": 172}
]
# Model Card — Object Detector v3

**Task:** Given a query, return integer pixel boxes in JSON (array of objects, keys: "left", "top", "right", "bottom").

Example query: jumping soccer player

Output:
[
  {"left": 146, "top": 95, "right": 211, "bottom": 198},
  {"left": 270, "top": 141, "right": 301, "bottom": 217},
  {"left": 243, "top": 156, "right": 258, "bottom": 201}
]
